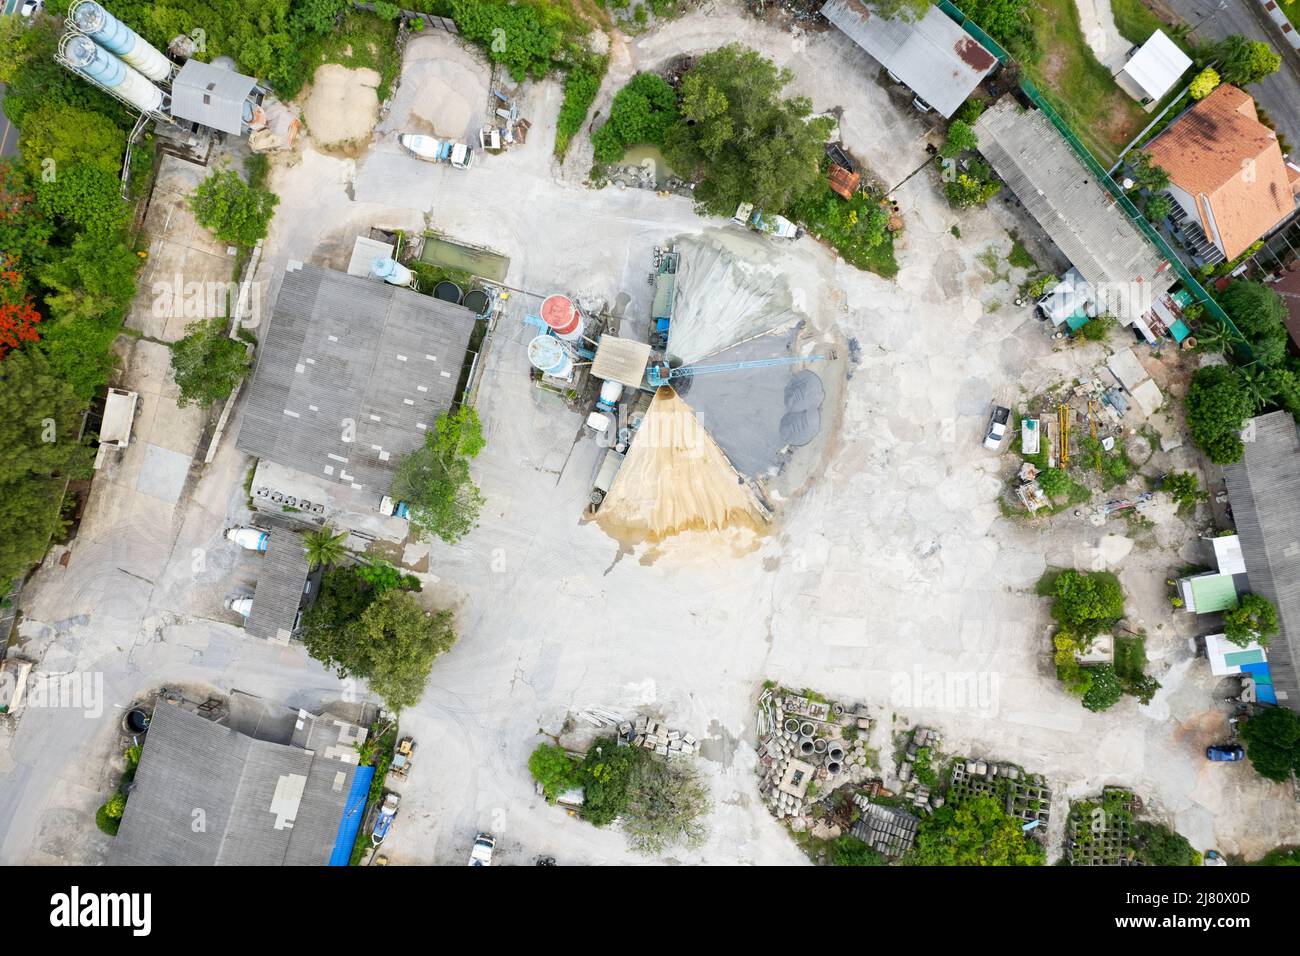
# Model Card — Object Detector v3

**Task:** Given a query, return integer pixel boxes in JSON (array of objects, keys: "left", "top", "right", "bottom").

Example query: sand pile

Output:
[
  {"left": 596, "top": 388, "right": 768, "bottom": 547},
  {"left": 303, "top": 65, "right": 380, "bottom": 149}
]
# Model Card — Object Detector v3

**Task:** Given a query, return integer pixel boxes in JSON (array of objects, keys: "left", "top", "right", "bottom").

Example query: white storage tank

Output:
[
  {"left": 372, "top": 257, "right": 414, "bottom": 287},
  {"left": 528, "top": 335, "right": 573, "bottom": 378},
  {"left": 70, "top": 1, "right": 173, "bottom": 81},
  {"left": 61, "top": 32, "right": 165, "bottom": 114}
]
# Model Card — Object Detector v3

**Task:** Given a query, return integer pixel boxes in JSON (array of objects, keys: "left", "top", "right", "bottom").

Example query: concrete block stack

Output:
[
  {"left": 623, "top": 715, "right": 697, "bottom": 759},
  {"left": 756, "top": 691, "right": 877, "bottom": 826}
]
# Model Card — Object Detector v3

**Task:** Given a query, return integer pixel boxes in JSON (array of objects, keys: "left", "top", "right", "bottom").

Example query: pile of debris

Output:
[
  {"left": 755, "top": 689, "right": 877, "bottom": 822},
  {"left": 896, "top": 727, "right": 947, "bottom": 814},
  {"left": 620, "top": 715, "right": 698, "bottom": 759},
  {"left": 575, "top": 708, "right": 699, "bottom": 759},
  {"left": 849, "top": 796, "right": 920, "bottom": 858}
]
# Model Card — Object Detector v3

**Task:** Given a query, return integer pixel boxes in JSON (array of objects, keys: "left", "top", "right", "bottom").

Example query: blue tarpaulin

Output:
[{"left": 328, "top": 765, "right": 375, "bottom": 866}]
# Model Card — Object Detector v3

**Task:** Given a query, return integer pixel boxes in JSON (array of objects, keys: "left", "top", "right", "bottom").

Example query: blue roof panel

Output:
[{"left": 329, "top": 765, "right": 375, "bottom": 866}]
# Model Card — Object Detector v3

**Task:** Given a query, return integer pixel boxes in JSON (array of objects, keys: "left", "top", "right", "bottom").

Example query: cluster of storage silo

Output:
[{"left": 58, "top": 1, "right": 173, "bottom": 116}]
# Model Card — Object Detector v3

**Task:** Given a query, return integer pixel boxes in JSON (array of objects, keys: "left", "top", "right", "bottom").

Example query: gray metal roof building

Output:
[
  {"left": 112, "top": 702, "right": 369, "bottom": 866},
  {"left": 245, "top": 528, "right": 312, "bottom": 643},
  {"left": 169, "top": 59, "right": 258, "bottom": 135},
  {"left": 1223, "top": 411, "right": 1300, "bottom": 709},
  {"left": 975, "top": 98, "right": 1177, "bottom": 321},
  {"left": 820, "top": 0, "right": 996, "bottom": 118},
  {"left": 237, "top": 263, "right": 479, "bottom": 494}
]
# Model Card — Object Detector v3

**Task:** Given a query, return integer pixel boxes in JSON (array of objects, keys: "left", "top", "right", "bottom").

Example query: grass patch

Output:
[
  {"left": 1113, "top": 634, "right": 1147, "bottom": 681},
  {"left": 1022, "top": 0, "right": 1149, "bottom": 165},
  {"left": 1008, "top": 235, "right": 1037, "bottom": 270},
  {"left": 297, "top": 12, "right": 402, "bottom": 102}
]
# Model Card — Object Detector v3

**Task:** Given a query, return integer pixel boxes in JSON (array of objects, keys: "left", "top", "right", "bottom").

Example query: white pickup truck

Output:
[{"left": 468, "top": 832, "right": 495, "bottom": 866}]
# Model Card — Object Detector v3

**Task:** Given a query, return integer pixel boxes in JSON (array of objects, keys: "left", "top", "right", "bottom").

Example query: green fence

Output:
[
  {"left": 1018, "top": 79, "right": 1250, "bottom": 358},
  {"left": 936, "top": 0, "right": 1011, "bottom": 63}
]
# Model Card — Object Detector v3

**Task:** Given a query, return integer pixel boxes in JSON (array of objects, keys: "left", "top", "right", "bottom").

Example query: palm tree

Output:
[
  {"left": 1193, "top": 318, "right": 1235, "bottom": 356},
  {"left": 303, "top": 526, "right": 348, "bottom": 570}
]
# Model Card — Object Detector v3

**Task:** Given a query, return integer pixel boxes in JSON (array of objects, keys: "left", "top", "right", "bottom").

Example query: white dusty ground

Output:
[
  {"left": 1075, "top": 0, "right": 1131, "bottom": 73},
  {"left": 2, "top": 3, "right": 1298, "bottom": 867}
]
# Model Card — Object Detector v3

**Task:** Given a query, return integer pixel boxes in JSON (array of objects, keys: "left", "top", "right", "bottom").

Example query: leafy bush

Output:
[
  {"left": 1132, "top": 821, "right": 1198, "bottom": 866},
  {"left": 449, "top": 0, "right": 572, "bottom": 81},
  {"left": 1239, "top": 707, "right": 1300, "bottom": 783},
  {"left": 787, "top": 182, "right": 893, "bottom": 274},
  {"left": 1185, "top": 365, "right": 1257, "bottom": 465},
  {"left": 1081, "top": 663, "right": 1123, "bottom": 712},
  {"left": 1037, "top": 467, "right": 1070, "bottom": 499},
  {"left": 554, "top": 56, "right": 607, "bottom": 158},
  {"left": 1162, "top": 471, "right": 1205, "bottom": 511},
  {"left": 95, "top": 804, "right": 121, "bottom": 836},
  {"left": 939, "top": 119, "right": 978, "bottom": 158},
  {"left": 1223, "top": 593, "right": 1279, "bottom": 648},
  {"left": 528, "top": 743, "right": 579, "bottom": 800},
  {"left": 1047, "top": 570, "right": 1125, "bottom": 638},
  {"left": 833, "top": 835, "right": 886, "bottom": 866},
  {"left": 591, "top": 72, "right": 680, "bottom": 163},
  {"left": 578, "top": 740, "right": 645, "bottom": 826},
  {"left": 911, "top": 795, "right": 1045, "bottom": 865},
  {"left": 169, "top": 319, "right": 251, "bottom": 408},
  {"left": 944, "top": 160, "right": 1001, "bottom": 208}
]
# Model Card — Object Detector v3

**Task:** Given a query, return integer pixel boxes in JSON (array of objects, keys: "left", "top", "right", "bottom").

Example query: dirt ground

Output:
[
  {"left": 302, "top": 64, "right": 381, "bottom": 150},
  {"left": 2, "top": 0, "right": 1297, "bottom": 867}
]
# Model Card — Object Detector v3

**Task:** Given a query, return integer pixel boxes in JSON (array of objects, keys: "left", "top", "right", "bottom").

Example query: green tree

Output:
[
  {"left": 957, "top": 0, "right": 1037, "bottom": 60},
  {"left": 1219, "top": 280, "right": 1289, "bottom": 367},
  {"left": 1210, "top": 35, "right": 1281, "bottom": 88},
  {"left": 189, "top": 168, "right": 279, "bottom": 246},
  {"left": 621, "top": 756, "right": 711, "bottom": 854},
  {"left": 554, "top": 56, "right": 607, "bottom": 158},
  {"left": 940, "top": 119, "right": 978, "bottom": 158},
  {"left": 1037, "top": 467, "right": 1070, "bottom": 499},
  {"left": 1128, "top": 151, "right": 1170, "bottom": 193},
  {"left": 591, "top": 72, "right": 680, "bottom": 163},
  {"left": 662, "top": 45, "right": 835, "bottom": 217},
  {"left": 0, "top": 351, "right": 94, "bottom": 584},
  {"left": 169, "top": 319, "right": 250, "bottom": 407},
  {"left": 911, "top": 795, "right": 1045, "bottom": 865},
  {"left": 18, "top": 102, "right": 126, "bottom": 180},
  {"left": 391, "top": 406, "right": 486, "bottom": 544},
  {"left": 1049, "top": 570, "right": 1125, "bottom": 637},
  {"left": 528, "top": 743, "right": 579, "bottom": 800},
  {"left": 1189, "top": 66, "right": 1220, "bottom": 100},
  {"left": 1144, "top": 193, "right": 1171, "bottom": 222},
  {"left": 39, "top": 237, "right": 140, "bottom": 326},
  {"left": 579, "top": 739, "right": 645, "bottom": 826},
  {"left": 1223, "top": 593, "right": 1279, "bottom": 648},
  {"left": 1082, "top": 663, "right": 1124, "bottom": 712},
  {"left": 1185, "top": 365, "right": 1257, "bottom": 464},
  {"left": 1162, "top": 471, "right": 1206, "bottom": 511},
  {"left": 303, "top": 526, "right": 349, "bottom": 570},
  {"left": 448, "top": 0, "right": 570, "bottom": 81},
  {"left": 308, "top": 589, "right": 457, "bottom": 713},
  {"left": 1239, "top": 706, "right": 1300, "bottom": 783}
]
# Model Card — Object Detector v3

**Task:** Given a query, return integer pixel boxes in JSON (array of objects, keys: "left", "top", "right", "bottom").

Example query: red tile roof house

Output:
[{"left": 1144, "top": 85, "right": 1300, "bottom": 266}]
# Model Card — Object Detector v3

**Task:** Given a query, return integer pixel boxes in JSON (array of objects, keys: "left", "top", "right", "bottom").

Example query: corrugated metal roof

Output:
[
  {"left": 591, "top": 335, "right": 651, "bottom": 388},
  {"left": 236, "top": 264, "right": 479, "bottom": 493},
  {"left": 1118, "top": 30, "right": 1191, "bottom": 101},
  {"left": 245, "top": 528, "right": 311, "bottom": 642},
  {"left": 821, "top": 0, "right": 996, "bottom": 117},
  {"left": 1224, "top": 411, "right": 1300, "bottom": 709},
  {"left": 112, "top": 703, "right": 368, "bottom": 866},
  {"left": 170, "top": 59, "right": 258, "bottom": 135},
  {"left": 975, "top": 99, "right": 1177, "bottom": 319}
]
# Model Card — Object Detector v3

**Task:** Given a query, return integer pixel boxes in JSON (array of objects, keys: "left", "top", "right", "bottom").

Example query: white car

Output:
[
  {"left": 20, "top": 0, "right": 43, "bottom": 17},
  {"left": 983, "top": 405, "right": 1011, "bottom": 450},
  {"left": 468, "top": 832, "right": 495, "bottom": 866}
]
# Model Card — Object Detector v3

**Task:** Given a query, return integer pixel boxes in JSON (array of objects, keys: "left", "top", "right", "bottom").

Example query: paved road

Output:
[
  {"left": 1165, "top": 0, "right": 1300, "bottom": 151},
  {"left": 0, "top": 83, "right": 17, "bottom": 159}
]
